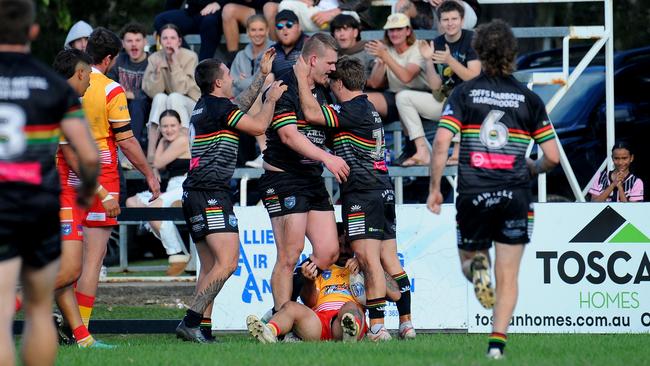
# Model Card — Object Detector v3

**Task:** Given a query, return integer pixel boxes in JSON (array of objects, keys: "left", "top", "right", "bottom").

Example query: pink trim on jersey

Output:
[{"left": 314, "top": 301, "right": 345, "bottom": 313}]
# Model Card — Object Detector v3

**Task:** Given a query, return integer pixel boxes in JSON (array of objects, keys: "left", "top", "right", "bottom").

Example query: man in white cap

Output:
[{"left": 64, "top": 20, "right": 93, "bottom": 51}]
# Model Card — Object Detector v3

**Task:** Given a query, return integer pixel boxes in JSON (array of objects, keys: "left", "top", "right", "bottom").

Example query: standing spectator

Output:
[
  {"left": 276, "top": 0, "right": 368, "bottom": 32},
  {"left": 126, "top": 110, "right": 192, "bottom": 276},
  {"left": 270, "top": 10, "right": 308, "bottom": 77},
  {"left": 365, "top": 13, "right": 429, "bottom": 164},
  {"left": 396, "top": 0, "right": 479, "bottom": 31},
  {"left": 143, "top": 23, "right": 200, "bottom": 162},
  {"left": 64, "top": 20, "right": 93, "bottom": 51},
  {"left": 427, "top": 20, "right": 560, "bottom": 359},
  {"left": 330, "top": 14, "right": 374, "bottom": 78},
  {"left": 396, "top": 0, "right": 481, "bottom": 166},
  {"left": 589, "top": 141, "right": 644, "bottom": 202},
  {"left": 107, "top": 22, "right": 151, "bottom": 147},
  {"left": 221, "top": 0, "right": 268, "bottom": 62},
  {"left": 153, "top": 0, "right": 223, "bottom": 60}
]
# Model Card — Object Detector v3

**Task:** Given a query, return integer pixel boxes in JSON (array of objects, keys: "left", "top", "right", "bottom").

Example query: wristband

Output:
[
  {"left": 96, "top": 184, "right": 108, "bottom": 200},
  {"left": 102, "top": 194, "right": 115, "bottom": 203}
]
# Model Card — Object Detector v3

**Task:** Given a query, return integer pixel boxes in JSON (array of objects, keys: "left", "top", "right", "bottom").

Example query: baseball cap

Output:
[
  {"left": 276, "top": 10, "right": 299, "bottom": 24},
  {"left": 383, "top": 13, "right": 411, "bottom": 30}
]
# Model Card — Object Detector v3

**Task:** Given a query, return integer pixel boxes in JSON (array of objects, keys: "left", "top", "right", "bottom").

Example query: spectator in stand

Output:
[
  {"left": 153, "top": 0, "right": 223, "bottom": 60},
  {"left": 589, "top": 141, "right": 644, "bottom": 202},
  {"left": 231, "top": 14, "right": 274, "bottom": 169},
  {"left": 397, "top": 0, "right": 480, "bottom": 166},
  {"left": 126, "top": 110, "right": 192, "bottom": 275},
  {"left": 395, "top": 0, "right": 479, "bottom": 31},
  {"left": 275, "top": 0, "right": 368, "bottom": 32},
  {"left": 330, "top": 14, "right": 374, "bottom": 78},
  {"left": 142, "top": 23, "right": 200, "bottom": 162},
  {"left": 64, "top": 20, "right": 93, "bottom": 51},
  {"left": 107, "top": 22, "right": 151, "bottom": 148},
  {"left": 365, "top": 13, "right": 429, "bottom": 165},
  {"left": 270, "top": 10, "right": 308, "bottom": 77},
  {"left": 221, "top": 0, "right": 268, "bottom": 62}
]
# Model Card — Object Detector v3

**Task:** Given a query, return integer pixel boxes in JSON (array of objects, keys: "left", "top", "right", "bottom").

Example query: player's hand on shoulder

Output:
[
  {"left": 324, "top": 155, "right": 350, "bottom": 183},
  {"left": 301, "top": 261, "right": 319, "bottom": 281},
  {"left": 345, "top": 258, "right": 360, "bottom": 275},
  {"left": 266, "top": 81, "right": 287, "bottom": 102}
]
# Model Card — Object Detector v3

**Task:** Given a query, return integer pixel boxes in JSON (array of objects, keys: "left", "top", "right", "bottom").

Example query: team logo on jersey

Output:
[
  {"left": 442, "top": 104, "right": 454, "bottom": 116},
  {"left": 61, "top": 224, "right": 72, "bottom": 236},
  {"left": 479, "top": 110, "right": 508, "bottom": 149},
  {"left": 330, "top": 104, "right": 341, "bottom": 113},
  {"left": 207, "top": 199, "right": 218, "bottom": 206},
  {"left": 322, "top": 270, "right": 332, "bottom": 280},
  {"left": 351, "top": 205, "right": 362, "bottom": 212},
  {"left": 266, "top": 188, "right": 275, "bottom": 195},
  {"left": 284, "top": 196, "right": 296, "bottom": 209},
  {"left": 229, "top": 215, "right": 238, "bottom": 227}
]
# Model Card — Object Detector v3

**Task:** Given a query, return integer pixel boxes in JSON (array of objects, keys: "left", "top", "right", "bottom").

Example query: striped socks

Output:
[
  {"left": 200, "top": 318, "right": 213, "bottom": 340},
  {"left": 267, "top": 321, "right": 281, "bottom": 337},
  {"left": 73, "top": 325, "right": 95, "bottom": 348},
  {"left": 488, "top": 332, "right": 507, "bottom": 355},
  {"left": 366, "top": 297, "right": 386, "bottom": 320},
  {"left": 15, "top": 296, "right": 22, "bottom": 312},
  {"left": 392, "top": 271, "right": 412, "bottom": 317},
  {"left": 75, "top": 292, "right": 95, "bottom": 328}
]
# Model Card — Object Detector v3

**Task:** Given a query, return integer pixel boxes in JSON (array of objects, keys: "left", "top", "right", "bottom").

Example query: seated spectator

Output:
[
  {"left": 221, "top": 0, "right": 268, "bottom": 61},
  {"left": 589, "top": 141, "right": 644, "bottom": 202},
  {"left": 142, "top": 24, "right": 200, "bottom": 161},
  {"left": 396, "top": 0, "right": 479, "bottom": 31},
  {"left": 64, "top": 20, "right": 93, "bottom": 51},
  {"left": 232, "top": 15, "right": 274, "bottom": 96},
  {"left": 397, "top": 0, "right": 480, "bottom": 166},
  {"left": 365, "top": 13, "right": 429, "bottom": 165},
  {"left": 271, "top": 10, "right": 308, "bottom": 77},
  {"left": 276, "top": 0, "right": 368, "bottom": 32},
  {"left": 107, "top": 22, "right": 151, "bottom": 148},
  {"left": 330, "top": 14, "right": 374, "bottom": 78},
  {"left": 126, "top": 110, "right": 192, "bottom": 276},
  {"left": 153, "top": 0, "right": 223, "bottom": 60}
]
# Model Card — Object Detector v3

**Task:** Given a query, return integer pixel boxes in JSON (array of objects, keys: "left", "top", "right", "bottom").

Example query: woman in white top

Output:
[
  {"left": 126, "top": 110, "right": 192, "bottom": 276},
  {"left": 365, "top": 13, "right": 431, "bottom": 166}
]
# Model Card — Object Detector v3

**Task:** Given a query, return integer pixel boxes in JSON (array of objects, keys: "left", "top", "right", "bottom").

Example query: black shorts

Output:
[
  {"left": 0, "top": 191, "right": 61, "bottom": 268},
  {"left": 342, "top": 189, "right": 396, "bottom": 241},
  {"left": 259, "top": 171, "right": 333, "bottom": 218},
  {"left": 182, "top": 190, "right": 239, "bottom": 242},
  {"left": 456, "top": 188, "right": 533, "bottom": 251}
]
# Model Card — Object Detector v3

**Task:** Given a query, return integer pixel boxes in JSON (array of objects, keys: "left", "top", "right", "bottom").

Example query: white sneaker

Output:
[
  {"left": 340, "top": 313, "right": 359, "bottom": 342},
  {"left": 367, "top": 325, "right": 392, "bottom": 342},
  {"left": 487, "top": 348, "right": 505, "bottom": 360},
  {"left": 246, "top": 315, "right": 277, "bottom": 344},
  {"left": 398, "top": 321, "right": 417, "bottom": 340},
  {"left": 245, "top": 154, "right": 263, "bottom": 169}
]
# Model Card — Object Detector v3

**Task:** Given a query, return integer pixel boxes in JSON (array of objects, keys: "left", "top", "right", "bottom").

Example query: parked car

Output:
[{"left": 514, "top": 46, "right": 650, "bottom": 201}]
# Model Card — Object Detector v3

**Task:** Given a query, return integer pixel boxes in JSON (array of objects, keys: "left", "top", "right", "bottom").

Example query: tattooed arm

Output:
[{"left": 235, "top": 48, "right": 276, "bottom": 112}]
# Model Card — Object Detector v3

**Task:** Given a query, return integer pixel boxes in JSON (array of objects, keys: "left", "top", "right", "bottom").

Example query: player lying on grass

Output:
[{"left": 246, "top": 224, "right": 401, "bottom": 342}]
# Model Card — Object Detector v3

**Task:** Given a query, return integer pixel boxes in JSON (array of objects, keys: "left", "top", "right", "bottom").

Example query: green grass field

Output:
[{"left": 54, "top": 333, "right": 649, "bottom": 366}]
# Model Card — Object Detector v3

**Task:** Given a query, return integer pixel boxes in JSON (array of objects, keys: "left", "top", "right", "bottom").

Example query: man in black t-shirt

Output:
[
  {"left": 294, "top": 55, "right": 417, "bottom": 341},
  {"left": 427, "top": 20, "right": 560, "bottom": 359},
  {"left": 259, "top": 33, "right": 350, "bottom": 318},
  {"left": 0, "top": 0, "right": 99, "bottom": 363},
  {"left": 176, "top": 58, "right": 286, "bottom": 343}
]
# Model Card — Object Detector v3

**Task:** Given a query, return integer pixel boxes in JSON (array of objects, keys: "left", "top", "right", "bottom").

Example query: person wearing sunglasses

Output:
[
  {"left": 275, "top": 0, "right": 367, "bottom": 33},
  {"left": 270, "top": 10, "right": 307, "bottom": 77}
]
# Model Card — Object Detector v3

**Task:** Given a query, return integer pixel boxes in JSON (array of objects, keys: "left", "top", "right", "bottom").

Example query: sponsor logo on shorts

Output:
[
  {"left": 382, "top": 189, "right": 395, "bottom": 201},
  {"left": 284, "top": 196, "right": 296, "bottom": 209},
  {"left": 351, "top": 205, "right": 362, "bottom": 212},
  {"left": 368, "top": 227, "right": 384, "bottom": 233},
  {"left": 229, "top": 214, "right": 238, "bottom": 227},
  {"left": 86, "top": 212, "right": 106, "bottom": 221},
  {"left": 61, "top": 224, "right": 72, "bottom": 235},
  {"left": 266, "top": 188, "right": 275, "bottom": 195},
  {"left": 192, "top": 223, "right": 205, "bottom": 232},
  {"left": 264, "top": 195, "right": 281, "bottom": 214},
  {"left": 189, "top": 214, "right": 203, "bottom": 223},
  {"left": 206, "top": 206, "right": 225, "bottom": 230},
  {"left": 207, "top": 199, "right": 218, "bottom": 206},
  {"left": 182, "top": 191, "right": 188, "bottom": 199}
]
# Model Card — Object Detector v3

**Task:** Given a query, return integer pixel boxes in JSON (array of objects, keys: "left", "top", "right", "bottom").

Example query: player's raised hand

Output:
[
  {"left": 324, "top": 154, "right": 350, "bottom": 183},
  {"left": 293, "top": 55, "right": 310, "bottom": 80},
  {"left": 427, "top": 189, "right": 443, "bottom": 214},
  {"left": 266, "top": 81, "right": 287, "bottom": 102},
  {"left": 260, "top": 48, "right": 276, "bottom": 76}
]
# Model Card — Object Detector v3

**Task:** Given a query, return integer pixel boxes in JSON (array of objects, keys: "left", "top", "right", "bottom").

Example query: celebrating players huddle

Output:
[{"left": 1, "top": 0, "right": 561, "bottom": 363}]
